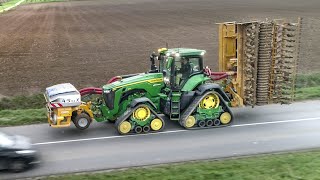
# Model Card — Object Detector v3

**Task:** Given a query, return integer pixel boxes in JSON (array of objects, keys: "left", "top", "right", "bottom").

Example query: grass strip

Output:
[
  {"left": 0, "top": 0, "right": 65, "bottom": 13},
  {"left": 44, "top": 149, "right": 320, "bottom": 180},
  {"left": 294, "top": 72, "right": 320, "bottom": 100},
  {"left": 295, "top": 86, "right": 320, "bottom": 101},
  {"left": 0, "top": 0, "right": 24, "bottom": 11},
  {"left": 0, "top": 108, "right": 47, "bottom": 126},
  {"left": 24, "top": 0, "right": 65, "bottom": 4},
  {"left": 295, "top": 73, "right": 320, "bottom": 88},
  {"left": 0, "top": 94, "right": 45, "bottom": 110}
]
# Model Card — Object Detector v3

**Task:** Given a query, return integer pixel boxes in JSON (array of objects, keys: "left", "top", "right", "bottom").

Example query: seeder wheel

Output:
[{"left": 73, "top": 113, "right": 91, "bottom": 130}]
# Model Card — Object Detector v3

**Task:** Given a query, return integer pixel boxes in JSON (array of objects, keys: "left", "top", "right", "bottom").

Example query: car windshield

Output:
[{"left": 0, "top": 132, "right": 14, "bottom": 148}]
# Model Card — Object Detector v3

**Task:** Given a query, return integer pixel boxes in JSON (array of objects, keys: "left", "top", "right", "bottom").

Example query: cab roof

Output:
[{"left": 161, "top": 48, "right": 206, "bottom": 56}]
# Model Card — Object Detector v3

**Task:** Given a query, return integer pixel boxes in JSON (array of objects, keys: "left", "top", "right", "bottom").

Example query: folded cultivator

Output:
[{"left": 218, "top": 18, "right": 301, "bottom": 106}]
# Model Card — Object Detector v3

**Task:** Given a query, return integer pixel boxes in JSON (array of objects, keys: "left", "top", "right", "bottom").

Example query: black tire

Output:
[
  {"left": 206, "top": 120, "right": 214, "bottom": 127},
  {"left": 198, "top": 120, "right": 206, "bottom": 128},
  {"left": 143, "top": 125, "right": 150, "bottom": 133},
  {"left": 134, "top": 126, "right": 143, "bottom": 134},
  {"left": 214, "top": 119, "right": 221, "bottom": 126},
  {"left": 73, "top": 113, "right": 91, "bottom": 130},
  {"left": 9, "top": 159, "right": 27, "bottom": 173}
]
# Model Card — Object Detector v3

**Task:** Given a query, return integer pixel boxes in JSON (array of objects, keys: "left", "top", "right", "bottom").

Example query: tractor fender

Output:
[
  {"left": 130, "top": 97, "right": 157, "bottom": 110},
  {"left": 196, "top": 83, "right": 230, "bottom": 102}
]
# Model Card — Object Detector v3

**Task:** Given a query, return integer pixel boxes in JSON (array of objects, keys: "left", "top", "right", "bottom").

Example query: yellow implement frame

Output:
[
  {"left": 217, "top": 19, "right": 301, "bottom": 107},
  {"left": 46, "top": 103, "right": 94, "bottom": 128},
  {"left": 218, "top": 22, "right": 258, "bottom": 107}
]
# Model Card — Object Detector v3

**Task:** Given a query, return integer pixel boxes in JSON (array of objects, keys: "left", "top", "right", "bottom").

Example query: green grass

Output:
[
  {"left": 295, "top": 86, "right": 320, "bottom": 101},
  {"left": 295, "top": 73, "right": 320, "bottom": 88},
  {"left": 0, "top": 0, "right": 24, "bottom": 11},
  {"left": 0, "top": 0, "right": 65, "bottom": 12},
  {"left": 45, "top": 149, "right": 320, "bottom": 180},
  {"left": 0, "top": 108, "right": 47, "bottom": 126},
  {"left": 0, "top": 94, "right": 45, "bottom": 110},
  {"left": 24, "top": 0, "right": 66, "bottom": 4},
  {"left": 295, "top": 72, "right": 320, "bottom": 100}
]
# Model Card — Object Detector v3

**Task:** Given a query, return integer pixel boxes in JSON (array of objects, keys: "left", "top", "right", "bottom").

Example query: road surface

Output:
[{"left": 1, "top": 100, "right": 320, "bottom": 179}]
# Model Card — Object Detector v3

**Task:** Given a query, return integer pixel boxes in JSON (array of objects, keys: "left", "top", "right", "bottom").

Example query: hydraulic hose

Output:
[{"left": 79, "top": 87, "right": 103, "bottom": 96}]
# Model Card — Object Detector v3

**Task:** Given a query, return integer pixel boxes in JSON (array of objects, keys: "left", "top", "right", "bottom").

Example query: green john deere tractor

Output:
[{"left": 90, "top": 48, "right": 233, "bottom": 134}]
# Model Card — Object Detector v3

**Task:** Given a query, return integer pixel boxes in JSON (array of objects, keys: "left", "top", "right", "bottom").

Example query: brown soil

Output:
[{"left": 0, "top": 0, "right": 319, "bottom": 96}]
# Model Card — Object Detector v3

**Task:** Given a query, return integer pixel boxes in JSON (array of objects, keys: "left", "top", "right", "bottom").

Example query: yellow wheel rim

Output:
[
  {"left": 185, "top": 116, "right": 196, "bottom": 128},
  {"left": 119, "top": 121, "right": 131, "bottom": 134},
  {"left": 150, "top": 118, "right": 163, "bottom": 131},
  {"left": 199, "top": 93, "right": 220, "bottom": 109},
  {"left": 220, "top": 112, "right": 232, "bottom": 124},
  {"left": 133, "top": 106, "right": 151, "bottom": 121}
]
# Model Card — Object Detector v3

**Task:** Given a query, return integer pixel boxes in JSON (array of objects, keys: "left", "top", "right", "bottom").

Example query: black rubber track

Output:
[
  {"left": 179, "top": 91, "right": 234, "bottom": 130},
  {"left": 115, "top": 104, "right": 165, "bottom": 135}
]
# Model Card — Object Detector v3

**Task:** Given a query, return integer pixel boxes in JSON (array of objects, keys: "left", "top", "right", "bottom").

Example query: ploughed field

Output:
[{"left": 0, "top": 0, "right": 319, "bottom": 96}]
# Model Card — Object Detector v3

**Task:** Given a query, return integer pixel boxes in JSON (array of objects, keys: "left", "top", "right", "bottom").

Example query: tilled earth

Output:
[{"left": 0, "top": 0, "right": 319, "bottom": 96}]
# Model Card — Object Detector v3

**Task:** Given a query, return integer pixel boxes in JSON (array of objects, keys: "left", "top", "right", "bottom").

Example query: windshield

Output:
[
  {"left": 163, "top": 56, "right": 173, "bottom": 86},
  {"left": 0, "top": 132, "right": 14, "bottom": 148},
  {"left": 162, "top": 55, "right": 203, "bottom": 89}
]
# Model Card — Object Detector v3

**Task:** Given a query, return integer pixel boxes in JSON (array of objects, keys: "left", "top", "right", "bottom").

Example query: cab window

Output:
[{"left": 188, "top": 57, "right": 201, "bottom": 73}]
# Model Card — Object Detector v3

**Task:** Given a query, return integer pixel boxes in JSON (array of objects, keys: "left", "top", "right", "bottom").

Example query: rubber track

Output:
[
  {"left": 179, "top": 91, "right": 234, "bottom": 130},
  {"left": 115, "top": 104, "right": 165, "bottom": 135}
]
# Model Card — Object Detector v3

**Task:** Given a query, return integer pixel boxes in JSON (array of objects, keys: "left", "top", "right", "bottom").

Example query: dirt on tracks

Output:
[{"left": 0, "top": 0, "right": 319, "bottom": 96}]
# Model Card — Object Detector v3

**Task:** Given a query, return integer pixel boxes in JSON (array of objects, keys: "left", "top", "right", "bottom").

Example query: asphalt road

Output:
[{"left": 1, "top": 100, "right": 320, "bottom": 179}]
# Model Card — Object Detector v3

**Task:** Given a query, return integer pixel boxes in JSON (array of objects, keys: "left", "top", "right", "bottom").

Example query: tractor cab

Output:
[
  {"left": 155, "top": 48, "right": 210, "bottom": 120},
  {"left": 157, "top": 48, "right": 205, "bottom": 90}
]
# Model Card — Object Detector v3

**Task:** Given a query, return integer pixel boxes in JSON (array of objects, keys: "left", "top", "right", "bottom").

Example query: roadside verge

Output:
[{"left": 0, "top": 0, "right": 26, "bottom": 13}]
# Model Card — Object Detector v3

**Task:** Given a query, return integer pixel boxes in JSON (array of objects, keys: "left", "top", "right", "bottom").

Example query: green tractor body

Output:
[
  {"left": 96, "top": 73, "right": 164, "bottom": 122},
  {"left": 89, "top": 48, "right": 233, "bottom": 134}
]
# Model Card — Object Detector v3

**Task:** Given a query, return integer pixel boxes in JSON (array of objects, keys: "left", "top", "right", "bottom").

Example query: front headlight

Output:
[{"left": 16, "top": 150, "right": 36, "bottom": 155}]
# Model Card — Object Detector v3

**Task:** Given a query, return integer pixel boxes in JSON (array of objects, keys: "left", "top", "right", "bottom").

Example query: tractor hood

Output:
[{"left": 103, "top": 73, "right": 164, "bottom": 92}]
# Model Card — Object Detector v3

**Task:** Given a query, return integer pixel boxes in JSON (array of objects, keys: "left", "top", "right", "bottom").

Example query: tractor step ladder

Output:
[{"left": 170, "top": 92, "right": 181, "bottom": 120}]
